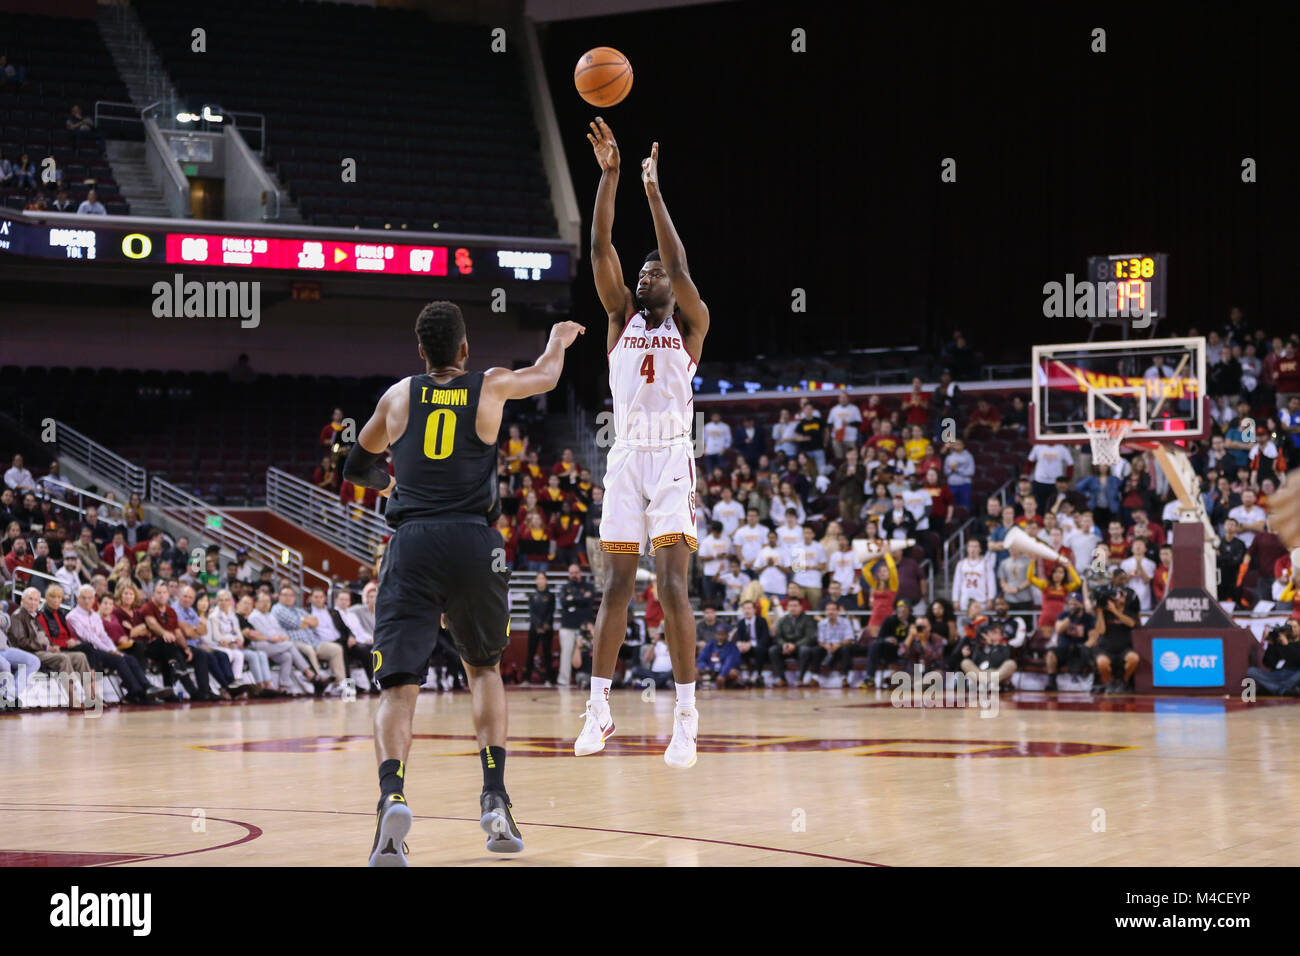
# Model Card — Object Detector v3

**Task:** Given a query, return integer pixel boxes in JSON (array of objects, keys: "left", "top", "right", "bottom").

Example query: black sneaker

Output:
[
  {"left": 479, "top": 790, "right": 524, "bottom": 854},
  {"left": 1044, "top": 674, "right": 1058, "bottom": 691},
  {"left": 368, "top": 793, "right": 412, "bottom": 867}
]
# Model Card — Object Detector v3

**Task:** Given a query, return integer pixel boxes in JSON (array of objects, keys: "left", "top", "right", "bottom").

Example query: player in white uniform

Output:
[{"left": 576, "top": 118, "right": 711, "bottom": 768}]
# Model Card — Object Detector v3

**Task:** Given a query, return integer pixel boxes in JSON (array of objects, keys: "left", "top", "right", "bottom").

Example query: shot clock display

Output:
[{"left": 1086, "top": 252, "right": 1168, "bottom": 319}]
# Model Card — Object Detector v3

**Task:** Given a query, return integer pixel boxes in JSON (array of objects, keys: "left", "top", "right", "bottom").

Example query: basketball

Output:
[{"left": 574, "top": 46, "right": 633, "bottom": 107}]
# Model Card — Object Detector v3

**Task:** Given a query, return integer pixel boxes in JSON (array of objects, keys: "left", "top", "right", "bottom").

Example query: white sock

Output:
[
  {"left": 590, "top": 677, "right": 612, "bottom": 710},
  {"left": 675, "top": 681, "right": 696, "bottom": 709}
]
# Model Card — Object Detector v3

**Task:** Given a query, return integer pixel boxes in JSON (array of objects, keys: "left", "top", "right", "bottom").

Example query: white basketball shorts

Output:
[{"left": 599, "top": 440, "right": 698, "bottom": 555}]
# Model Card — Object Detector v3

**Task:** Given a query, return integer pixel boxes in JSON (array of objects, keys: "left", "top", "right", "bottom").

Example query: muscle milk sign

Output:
[{"left": 1145, "top": 588, "right": 1235, "bottom": 629}]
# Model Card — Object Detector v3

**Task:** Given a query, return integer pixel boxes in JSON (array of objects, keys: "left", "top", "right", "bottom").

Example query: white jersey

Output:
[
  {"left": 608, "top": 310, "right": 697, "bottom": 447},
  {"left": 952, "top": 555, "right": 998, "bottom": 610}
]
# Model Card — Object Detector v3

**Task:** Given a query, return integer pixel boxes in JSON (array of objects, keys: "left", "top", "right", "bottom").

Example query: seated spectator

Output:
[
  {"left": 72, "top": 526, "right": 105, "bottom": 576},
  {"left": 66, "top": 104, "right": 97, "bottom": 139},
  {"left": 76, "top": 188, "right": 107, "bottom": 216},
  {"left": 54, "top": 549, "right": 88, "bottom": 596},
  {"left": 4, "top": 536, "right": 33, "bottom": 580},
  {"left": 4, "top": 455, "right": 36, "bottom": 493},
  {"left": 927, "top": 598, "right": 958, "bottom": 648},
  {"left": 0, "top": 149, "right": 11, "bottom": 187},
  {"left": 207, "top": 589, "right": 273, "bottom": 694},
  {"left": 0, "top": 605, "right": 41, "bottom": 708},
  {"left": 138, "top": 581, "right": 218, "bottom": 701},
  {"left": 66, "top": 584, "right": 155, "bottom": 705},
  {"left": 730, "top": 599, "right": 771, "bottom": 685},
  {"left": 694, "top": 604, "right": 728, "bottom": 655},
  {"left": 631, "top": 630, "right": 675, "bottom": 689},
  {"left": 308, "top": 586, "right": 373, "bottom": 692},
  {"left": 273, "top": 585, "right": 347, "bottom": 691},
  {"left": 13, "top": 154, "right": 36, "bottom": 189},
  {"left": 867, "top": 599, "right": 912, "bottom": 688},
  {"left": 241, "top": 592, "right": 314, "bottom": 695},
  {"left": 811, "top": 600, "right": 857, "bottom": 683},
  {"left": 769, "top": 595, "right": 817, "bottom": 686},
  {"left": 6, "top": 586, "right": 93, "bottom": 700},
  {"left": 51, "top": 188, "right": 75, "bottom": 212},
  {"left": 963, "top": 399, "right": 1002, "bottom": 437},
  {"left": 1002, "top": 395, "right": 1029, "bottom": 433},
  {"left": 28, "top": 537, "right": 56, "bottom": 591},
  {"left": 697, "top": 627, "right": 742, "bottom": 688}
]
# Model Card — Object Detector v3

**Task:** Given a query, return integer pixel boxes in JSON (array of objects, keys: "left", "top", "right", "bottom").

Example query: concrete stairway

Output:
[{"left": 105, "top": 140, "right": 170, "bottom": 218}]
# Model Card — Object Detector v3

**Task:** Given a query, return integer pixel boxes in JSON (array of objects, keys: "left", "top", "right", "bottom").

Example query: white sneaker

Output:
[
  {"left": 664, "top": 705, "right": 698, "bottom": 769},
  {"left": 574, "top": 700, "right": 616, "bottom": 756}
]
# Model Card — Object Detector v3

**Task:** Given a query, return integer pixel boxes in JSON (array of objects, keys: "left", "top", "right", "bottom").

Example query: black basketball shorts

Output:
[{"left": 371, "top": 518, "right": 510, "bottom": 686}]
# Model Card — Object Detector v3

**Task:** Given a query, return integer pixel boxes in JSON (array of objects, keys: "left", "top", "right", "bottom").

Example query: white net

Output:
[{"left": 1084, "top": 419, "right": 1134, "bottom": 467}]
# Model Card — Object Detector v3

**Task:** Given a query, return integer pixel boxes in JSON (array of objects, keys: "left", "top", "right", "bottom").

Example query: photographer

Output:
[
  {"left": 1045, "top": 591, "right": 1094, "bottom": 691},
  {"left": 1088, "top": 569, "right": 1141, "bottom": 694},
  {"left": 1246, "top": 620, "right": 1300, "bottom": 696},
  {"left": 962, "top": 597, "right": 1022, "bottom": 689},
  {"left": 902, "top": 613, "right": 946, "bottom": 673}
]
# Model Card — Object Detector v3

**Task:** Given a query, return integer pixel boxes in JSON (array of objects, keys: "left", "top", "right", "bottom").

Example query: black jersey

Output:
[{"left": 383, "top": 371, "right": 500, "bottom": 529}]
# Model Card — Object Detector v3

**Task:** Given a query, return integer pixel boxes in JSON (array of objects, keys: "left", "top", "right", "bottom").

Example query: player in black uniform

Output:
[{"left": 344, "top": 300, "right": 583, "bottom": 865}]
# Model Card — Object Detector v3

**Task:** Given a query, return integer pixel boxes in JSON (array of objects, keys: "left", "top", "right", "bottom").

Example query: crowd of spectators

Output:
[{"left": 0, "top": 451, "right": 413, "bottom": 709}]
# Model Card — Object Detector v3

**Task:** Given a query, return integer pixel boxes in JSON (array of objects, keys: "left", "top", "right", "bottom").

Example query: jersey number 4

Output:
[
  {"left": 639, "top": 353, "right": 656, "bottom": 383},
  {"left": 422, "top": 409, "right": 456, "bottom": 460}
]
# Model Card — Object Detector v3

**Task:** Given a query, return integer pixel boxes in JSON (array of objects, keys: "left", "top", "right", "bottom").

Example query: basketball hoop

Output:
[{"left": 1084, "top": 419, "right": 1135, "bottom": 467}]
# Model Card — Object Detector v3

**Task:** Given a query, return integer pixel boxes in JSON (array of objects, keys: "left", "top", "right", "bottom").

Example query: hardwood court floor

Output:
[{"left": 3, "top": 687, "right": 1298, "bottom": 866}]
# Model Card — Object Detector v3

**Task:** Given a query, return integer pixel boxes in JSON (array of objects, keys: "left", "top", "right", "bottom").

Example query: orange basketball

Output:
[{"left": 574, "top": 46, "right": 633, "bottom": 108}]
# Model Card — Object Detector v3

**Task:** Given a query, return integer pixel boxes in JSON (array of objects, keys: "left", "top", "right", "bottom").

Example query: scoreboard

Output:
[
  {"left": 0, "top": 216, "right": 572, "bottom": 282},
  {"left": 1085, "top": 252, "right": 1168, "bottom": 319}
]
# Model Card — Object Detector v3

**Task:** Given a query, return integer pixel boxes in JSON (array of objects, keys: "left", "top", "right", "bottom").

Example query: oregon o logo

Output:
[
  {"left": 371, "top": 650, "right": 382, "bottom": 672},
  {"left": 121, "top": 233, "right": 152, "bottom": 259},
  {"left": 1159, "top": 651, "right": 1180, "bottom": 672}
]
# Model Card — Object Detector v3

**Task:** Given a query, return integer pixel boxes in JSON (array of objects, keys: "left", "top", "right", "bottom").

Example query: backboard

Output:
[{"left": 1030, "top": 336, "right": 1207, "bottom": 444}]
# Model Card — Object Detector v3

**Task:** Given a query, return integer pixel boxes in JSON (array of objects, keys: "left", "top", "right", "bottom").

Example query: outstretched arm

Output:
[
  {"left": 483, "top": 321, "right": 586, "bottom": 402},
  {"left": 641, "top": 142, "right": 710, "bottom": 354},
  {"left": 587, "top": 118, "right": 635, "bottom": 350}
]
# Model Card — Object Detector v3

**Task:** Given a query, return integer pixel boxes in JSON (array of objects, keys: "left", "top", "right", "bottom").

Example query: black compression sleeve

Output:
[{"left": 342, "top": 444, "right": 391, "bottom": 490}]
